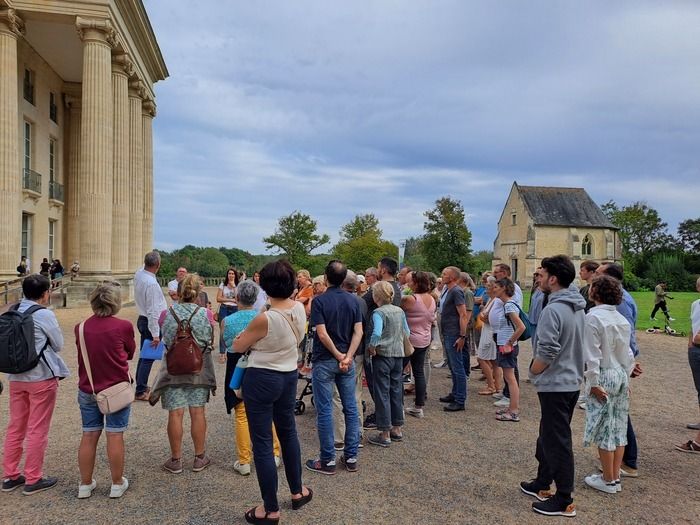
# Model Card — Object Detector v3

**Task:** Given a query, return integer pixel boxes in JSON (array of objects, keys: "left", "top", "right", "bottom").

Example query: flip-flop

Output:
[{"left": 478, "top": 389, "right": 496, "bottom": 395}]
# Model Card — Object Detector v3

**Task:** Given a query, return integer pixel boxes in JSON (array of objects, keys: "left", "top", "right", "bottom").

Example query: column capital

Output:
[
  {"left": 0, "top": 8, "right": 25, "bottom": 37},
  {"left": 64, "top": 93, "right": 82, "bottom": 110},
  {"left": 142, "top": 98, "right": 156, "bottom": 118},
  {"left": 112, "top": 53, "right": 133, "bottom": 77},
  {"left": 128, "top": 78, "right": 145, "bottom": 99},
  {"left": 76, "top": 16, "right": 116, "bottom": 47}
]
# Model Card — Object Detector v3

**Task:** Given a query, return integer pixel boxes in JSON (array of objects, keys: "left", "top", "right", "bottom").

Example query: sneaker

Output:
[
  {"left": 619, "top": 464, "right": 638, "bottom": 477},
  {"left": 520, "top": 480, "right": 553, "bottom": 501},
  {"left": 1, "top": 476, "right": 25, "bottom": 492},
  {"left": 367, "top": 433, "right": 391, "bottom": 448},
  {"left": 234, "top": 461, "right": 251, "bottom": 476},
  {"left": 334, "top": 442, "right": 345, "bottom": 451},
  {"left": 274, "top": 455, "right": 282, "bottom": 468},
  {"left": 433, "top": 360, "right": 447, "bottom": 368},
  {"left": 77, "top": 479, "right": 96, "bottom": 499},
  {"left": 674, "top": 440, "right": 700, "bottom": 454},
  {"left": 491, "top": 391, "right": 504, "bottom": 400},
  {"left": 406, "top": 406, "right": 424, "bottom": 418},
  {"left": 578, "top": 401, "right": 587, "bottom": 410},
  {"left": 305, "top": 458, "right": 336, "bottom": 475},
  {"left": 22, "top": 477, "right": 58, "bottom": 495},
  {"left": 532, "top": 495, "right": 576, "bottom": 517},
  {"left": 389, "top": 432, "right": 403, "bottom": 442},
  {"left": 614, "top": 479, "right": 621, "bottom": 493},
  {"left": 192, "top": 455, "right": 211, "bottom": 472},
  {"left": 650, "top": 317, "right": 657, "bottom": 321},
  {"left": 668, "top": 317, "right": 676, "bottom": 322},
  {"left": 402, "top": 374, "right": 412, "bottom": 384},
  {"left": 134, "top": 388, "right": 151, "bottom": 401},
  {"left": 471, "top": 364, "right": 481, "bottom": 371},
  {"left": 109, "top": 477, "right": 129, "bottom": 499},
  {"left": 363, "top": 413, "right": 377, "bottom": 430},
  {"left": 339, "top": 455, "right": 358, "bottom": 473},
  {"left": 162, "top": 457, "right": 183, "bottom": 474},
  {"left": 686, "top": 423, "right": 700, "bottom": 430},
  {"left": 443, "top": 402, "right": 465, "bottom": 412},
  {"left": 584, "top": 473, "right": 617, "bottom": 494},
  {"left": 494, "top": 397, "right": 510, "bottom": 408},
  {"left": 439, "top": 394, "right": 455, "bottom": 403}
]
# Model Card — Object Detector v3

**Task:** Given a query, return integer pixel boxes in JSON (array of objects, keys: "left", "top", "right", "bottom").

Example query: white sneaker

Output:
[
  {"left": 433, "top": 360, "right": 447, "bottom": 369},
  {"left": 406, "top": 406, "right": 424, "bottom": 418},
  {"left": 494, "top": 397, "right": 510, "bottom": 408},
  {"left": 491, "top": 391, "right": 504, "bottom": 400},
  {"left": 650, "top": 317, "right": 657, "bottom": 321},
  {"left": 578, "top": 401, "right": 587, "bottom": 410},
  {"left": 109, "top": 477, "right": 129, "bottom": 499},
  {"left": 584, "top": 473, "right": 617, "bottom": 494},
  {"left": 274, "top": 455, "right": 282, "bottom": 468},
  {"left": 234, "top": 461, "right": 251, "bottom": 476},
  {"left": 614, "top": 479, "right": 621, "bottom": 493},
  {"left": 668, "top": 317, "right": 675, "bottom": 322},
  {"left": 77, "top": 479, "right": 96, "bottom": 499}
]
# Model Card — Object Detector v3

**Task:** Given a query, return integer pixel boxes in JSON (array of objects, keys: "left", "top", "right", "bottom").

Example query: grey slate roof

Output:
[{"left": 517, "top": 184, "right": 616, "bottom": 229}]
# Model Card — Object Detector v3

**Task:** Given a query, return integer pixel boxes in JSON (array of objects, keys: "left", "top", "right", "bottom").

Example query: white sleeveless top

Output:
[{"left": 248, "top": 302, "right": 305, "bottom": 372}]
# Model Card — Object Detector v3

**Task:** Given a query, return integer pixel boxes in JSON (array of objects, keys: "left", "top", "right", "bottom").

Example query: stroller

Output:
[{"left": 295, "top": 326, "right": 314, "bottom": 415}]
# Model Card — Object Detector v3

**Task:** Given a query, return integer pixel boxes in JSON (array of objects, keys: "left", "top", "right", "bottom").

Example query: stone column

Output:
[
  {"left": 76, "top": 17, "right": 114, "bottom": 274},
  {"left": 127, "top": 80, "right": 144, "bottom": 270},
  {"left": 142, "top": 99, "right": 155, "bottom": 256},
  {"left": 64, "top": 90, "right": 81, "bottom": 265},
  {"left": 0, "top": 9, "right": 24, "bottom": 278},
  {"left": 111, "top": 54, "right": 131, "bottom": 274}
]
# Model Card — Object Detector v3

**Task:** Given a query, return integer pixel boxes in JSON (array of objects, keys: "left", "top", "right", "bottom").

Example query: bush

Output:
[
  {"left": 643, "top": 253, "right": 694, "bottom": 291},
  {"left": 623, "top": 269, "right": 642, "bottom": 291}
]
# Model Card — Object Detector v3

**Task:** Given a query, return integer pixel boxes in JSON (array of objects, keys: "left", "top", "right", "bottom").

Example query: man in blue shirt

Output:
[{"left": 306, "top": 260, "right": 363, "bottom": 475}]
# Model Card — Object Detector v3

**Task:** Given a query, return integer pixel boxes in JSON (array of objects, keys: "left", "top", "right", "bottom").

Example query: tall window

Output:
[
  {"left": 49, "top": 138, "right": 56, "bottom": 184},
  {"left": 21, "top": 213, "right": 32, "bottom": 259},
  {"left": 48, "top": 220, "right": 56, "bottom": 261},
  {"left": 582, "top": 235, "right": 592, "bottom": 256},
  {"left": 23, "top": 68, "right": 35, "bottom": 104},
  {"left": 49, "top": 92, "right": 58, "bottom": 123},
  {"left": 24, "top": 121, "right": 32, "bottom": 171},
  {"left": 511, "top": 213, "right": 517, "bottom": 226},
  {"left": 511, "top": 258, "right": 519, "bottom": 282}
]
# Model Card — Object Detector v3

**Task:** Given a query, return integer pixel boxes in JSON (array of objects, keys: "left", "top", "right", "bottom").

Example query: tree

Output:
[
  {"left": 601, "top": 201, "right": 675, "bottom": 262},
  {"left": 470, "top": 250, "right": 494, "bottom": 276},
  {"left": 403, "top": 236, "right": 428, "bottom": 270},
  {"left": 421, "top": 197, "right": 472, "bottom": 273},
  {"left": 263, "top": 211, "right": 330, "bottom": 266},
  {"left": 678, "top": 218, "right": 700, "bottom": 253},
  {"left": 332, "top": 214, "right": 397, "bottom": 271},
  {"left": 339, "top": 214, "right": 382, "bottom": 242}
]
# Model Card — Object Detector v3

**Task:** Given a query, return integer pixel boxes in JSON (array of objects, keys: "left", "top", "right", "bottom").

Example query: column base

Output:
[{"left": 65, "top": 274, "right": 135, "bottom": 307}]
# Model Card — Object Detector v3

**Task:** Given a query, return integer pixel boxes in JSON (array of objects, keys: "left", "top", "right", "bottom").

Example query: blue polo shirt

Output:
[{"left": 310, "top": 286, "right": 362, "bottom": 362}]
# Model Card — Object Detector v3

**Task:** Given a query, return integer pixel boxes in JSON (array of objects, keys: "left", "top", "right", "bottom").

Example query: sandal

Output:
[
  {"left": 495, "top": 407, "right": 510, "bottom": 415},
  {"left": 245, "top": 506, "right": 279, "bottom": 524},
  {"left": 478, "top": 388, "right": 496, "bottom": 395},
  {"left": 495, "top": 411, "right": 520, "bottom": 422},
  {"left": 291, "top": 487, "right": 313, "bottom": 510}
]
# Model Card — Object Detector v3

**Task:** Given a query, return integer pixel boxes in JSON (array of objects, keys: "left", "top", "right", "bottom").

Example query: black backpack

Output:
[{"left": 0, "top": 304, "right": 50, "bottom": 374}]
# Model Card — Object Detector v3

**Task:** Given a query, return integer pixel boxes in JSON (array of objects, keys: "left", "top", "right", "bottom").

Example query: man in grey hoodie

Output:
[{"left": 520, "top": 255, "right": 586, "bottom": 518}]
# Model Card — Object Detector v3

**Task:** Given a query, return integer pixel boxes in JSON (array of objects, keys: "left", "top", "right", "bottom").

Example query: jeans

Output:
[
  {"left": 535, "top": 391, "right": 579, "bottom": 500},
  {"left": 218, "top": 305, "right": 237, "bottom": 353},
  {"left": 363, "top": 354, "right": 375, "bottom": 403},
  {"left": 135, "top": 316, "right": 155, "bottom": 395},
  {"left": 312, "top": 358, "right": 360, "bottom": 462},
  {"left": 409, "top": 346, "right": 429, "bottom": 407},
  {"left": 78, "top": 390, "right": 131, "bottom": 433},
  {"left": 689, "top": 345, "right": 700, "bottom": 405},
  {"left": 372, "top": 356, "right": 404, "bottom": 431},
  {"left": 622, "top": 416, "right": 638, "bottom": 469},
  {"left": 243, "top": 368, "right": 303, "bottom": 513},
  {"left": 333, "top": 354, "right": 364, "bottom": 444},
  {"left": 444, "top": 334, "right": 469, "bottom": 405}
]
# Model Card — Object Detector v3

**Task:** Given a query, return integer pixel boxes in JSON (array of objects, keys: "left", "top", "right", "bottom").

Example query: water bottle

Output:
[{"left": 229, "top": 354, "right": 249, "bottom": 390}]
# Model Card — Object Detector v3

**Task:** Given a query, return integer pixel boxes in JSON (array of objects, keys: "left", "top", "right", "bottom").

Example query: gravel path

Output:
[{"left": 1, "top": 298, "right": 698, "bottom": 524}]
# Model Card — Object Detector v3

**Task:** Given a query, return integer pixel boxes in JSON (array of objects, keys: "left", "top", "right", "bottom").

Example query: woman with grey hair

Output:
[{"left": 75, "top": 283, "right": 136, "bottom": 499}]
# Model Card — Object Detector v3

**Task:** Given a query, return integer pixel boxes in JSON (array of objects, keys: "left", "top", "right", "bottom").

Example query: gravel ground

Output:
[{"left": 1, "top": 295, "right": 698, "bottom": 525}]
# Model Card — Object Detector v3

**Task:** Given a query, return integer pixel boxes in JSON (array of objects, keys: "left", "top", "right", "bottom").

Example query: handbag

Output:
[
  {"left": 403, "top": 333, "right": 415, "bottom": 357},
  {"left": 166, "top": 305, "right": 205, "bottom": 376},
  {"left": 78, "top": 321, "right": 134, "bottom": 415}
]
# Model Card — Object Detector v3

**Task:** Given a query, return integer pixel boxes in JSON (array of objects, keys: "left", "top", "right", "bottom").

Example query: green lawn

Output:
[{"left": 522, "top": 290, "right": 698, "bottom": 336}]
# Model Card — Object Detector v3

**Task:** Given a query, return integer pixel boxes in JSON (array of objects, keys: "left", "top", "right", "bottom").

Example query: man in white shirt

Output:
[
  {"left": 167, "top": 267, "right": 187, "bottom": 301},
  {"left": 134, "top": 251, "right": 168, "bottom": 400}
]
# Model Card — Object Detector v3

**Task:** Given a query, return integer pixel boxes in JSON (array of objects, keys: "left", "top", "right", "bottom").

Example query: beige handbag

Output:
[
  {"left": 403, "top": 333, "right": 415, "bottom": 357},
  {"left": 78, "top": 321, "right": 134, "bottom": 415}
]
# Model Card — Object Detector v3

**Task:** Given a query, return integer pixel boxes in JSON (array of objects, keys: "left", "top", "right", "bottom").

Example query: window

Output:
[
  {"left": 49, "top": 138, "right": 56, "bottom": 183},
  {"left": 21, "top": 213, "right": 33, "bottom": 259},
  {"left": 49, "top": 92, "right": 58, "bottom": 123},
  {"left": 24, "top": 121, "right": 31, "bottom": 171},
  {"left": 511, "top": 213, "right": 517, "bottom": 226},
  {"left": 48, "top": 220, "right": 56, "bottom": 261},
  {"left": 582, "top": 235, "right": 592, "bottom": 256},
  {"left": 511, "top": 258, "right": 519, "bottom": 282},
  {"left": 23, "top": 68, "right": 35, "bottom": 104}
]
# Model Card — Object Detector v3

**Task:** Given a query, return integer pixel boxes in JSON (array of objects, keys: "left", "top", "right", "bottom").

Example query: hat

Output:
[{"left": 356, "top": 274, "right": 366, "bottom": 284}]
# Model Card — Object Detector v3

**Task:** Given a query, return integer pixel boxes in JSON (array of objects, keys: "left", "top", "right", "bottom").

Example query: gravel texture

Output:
[{"left": 1, "top": 295, "right": 698, "bottom": 524}]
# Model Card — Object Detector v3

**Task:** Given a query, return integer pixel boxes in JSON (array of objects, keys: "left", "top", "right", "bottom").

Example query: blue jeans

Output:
[
  {"left": 623, "top": 415, "right": 637, "bottom": 469},
  {"left": 312, "top": 358, "right": 359, "bottom": 462},
  {"left": 218, "top": 305, "right": 238, "bottom": 353},
  {"left": 373, "top": 356, "right": 404, "bottom": 431},
  {"left": 135, "top": 316, "right": 156, "bottom": 395},
  {"left": 243, "top": 367, "right": 303, "bottom": 513},
  {"left": 444, "top": 334, "right": 469, "bottom": 405}
]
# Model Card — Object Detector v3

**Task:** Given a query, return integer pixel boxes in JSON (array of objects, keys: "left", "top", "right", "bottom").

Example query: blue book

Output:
[{"left": 141, "top": 339, "right": 165, "bottom": 360}]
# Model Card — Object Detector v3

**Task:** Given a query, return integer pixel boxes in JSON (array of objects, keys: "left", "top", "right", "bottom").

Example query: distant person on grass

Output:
[
  {"left": 651, "top": 280, "right": 675, "bottom": 322},
  {"left": 675, "top": 276, "right": 700, "bottom": 454}
]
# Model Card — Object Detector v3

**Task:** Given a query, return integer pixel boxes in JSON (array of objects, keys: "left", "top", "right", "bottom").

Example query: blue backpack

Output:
[{"left": 505, "top": 301, "right": 533, "bottom": 341}]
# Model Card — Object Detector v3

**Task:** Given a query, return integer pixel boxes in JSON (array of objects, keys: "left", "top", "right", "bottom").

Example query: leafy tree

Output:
[
  {"left": 403, "top": 236, "right": 428, "bottom": 271},
  {"left": 332, "top": 214, "right": 397, "bottom": 271},
  {"left": 421, "top": 197, "right": 472, "bottom": 273},
  {"left": 263, "top": 211, "right": 330, "bottom": 266},
  {"left": 470, "top": 250, "right": 494, "bottom": 276},
  {"left": 678, "top": 218, "right": 700, "bottom": 253},
  {"left": 339, "top": 214, "right": 382, "bottom": 242},
  {"left": 645, "top": 253, "right": 693, "bottom": 291}
]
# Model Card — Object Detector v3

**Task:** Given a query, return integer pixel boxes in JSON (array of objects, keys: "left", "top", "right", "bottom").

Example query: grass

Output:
[{"left": 522, "top": 290, "right": 698, "bottom": 336}]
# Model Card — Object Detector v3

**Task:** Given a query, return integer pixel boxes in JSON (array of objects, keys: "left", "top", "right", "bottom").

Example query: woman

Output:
[
  {"left": 150, "top": 274, "right": 216, "bottom": 475},
  {"left": 492, "top": 278, "right": 525, "bottom": 422},
  {"left": 52, "top": 259, "right": 64, "bottom": 280},
  {"left": 583, "top": 275, "right": 634, "bottom": 494},
  {"left": 39, "top": 257, "right": 50, "bottom": 277},
  {"left": 295, "top": 270, "right": 313, "bottom": 317},
  {"left": 476, "top": 276, "right": 500, "bottom": 396},
  {"left": 367, "top": 281, "right": 410, "bottom": 447},
  {"left": 233, "top": 260, "right": 312, "bottom": 524},
  {"left": 221, "top": 280, "right": 281, "bottom": 476},
  {"left": 401, "top": 271, "right": 436, "bottom": 418},
  {"left": 217, "top": 268, "right": 239, "bottom": 352},
  {"left": 75, "top": 283, "right": 135, "bottom": 499}
]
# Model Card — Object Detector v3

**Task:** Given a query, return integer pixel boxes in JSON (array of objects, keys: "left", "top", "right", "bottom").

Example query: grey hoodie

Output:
[{"left": 530, "top": 283, "right": 586, "bottom": 392}]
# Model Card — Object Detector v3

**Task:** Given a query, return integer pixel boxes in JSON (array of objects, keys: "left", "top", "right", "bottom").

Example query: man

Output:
[
  {"left": 397, "top": 266, "right": 412, "bottom": 292},
  {"left": 651, "top": 280, "right": 675, "bottom": 322},
  {"left": 365, "top": 267, "right": 379, "bottom": 288},
  {"left": 528, "top": 267, "right": 548, "bottom": 351},
  {"left": 438, "top": 266, "right": 470, "bottom": 412},
  {"left": 597, "top": 262, "right": 642, "bottom": 477},
  {"left": 676, "top": 276, "right": 700, "bottom": 450},
  {"left": 493, "top": 263, "right": 523, "bottom": 306},
  {"left": 521, "top": 255, "right": 585, "bottom": 517},
  {"left": 167, "top": 267, "right": 187, "bottom": 301},
  {"left": 2, "top": 274, "right": 70, "bottom": 495},
  {"left": 332, "top": 271, "right": 368, "bottom": 450},
  {"left": 134, "top": 251, "right": 168, "bottom": 401},
  {"left": 306, "top": 261, "right": 363, "bottom": 475},
  {"left": 579, "top": 260, "right": 599, "bottom": 313}
]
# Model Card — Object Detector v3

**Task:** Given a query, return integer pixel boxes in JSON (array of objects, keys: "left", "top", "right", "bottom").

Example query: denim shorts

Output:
[
  {"left": 78, "top": 390, "right": 130, "bottom": 433},
  {"left": 496, "top": 345, "right": 519, "bottom": 369}
]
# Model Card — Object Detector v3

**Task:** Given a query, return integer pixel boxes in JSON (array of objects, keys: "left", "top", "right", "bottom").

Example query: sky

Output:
[{"left": 145, "top": 1, "right": 700, "bottom": 255}]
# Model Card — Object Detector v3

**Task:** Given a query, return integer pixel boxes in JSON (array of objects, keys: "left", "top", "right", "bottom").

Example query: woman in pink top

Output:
[{"left": 401, "top": 271, "right": 436, "bottom": 418}]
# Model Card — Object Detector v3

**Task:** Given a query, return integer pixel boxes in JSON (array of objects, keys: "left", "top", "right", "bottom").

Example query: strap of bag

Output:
[
  {"left": 270, "top": 308, "right": 302, "bottom": 345},
  {"left": 78, "top": 321, "right": 97, "bottom": 394}
]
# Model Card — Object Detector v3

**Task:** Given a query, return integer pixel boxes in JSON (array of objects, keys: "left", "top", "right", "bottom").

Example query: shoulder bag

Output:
[
  {"left": 167, "top": 306, "right": 204, "bottom": 376},
  {"left": 78, "top": 321, "right": 134, "bottom": 414}
]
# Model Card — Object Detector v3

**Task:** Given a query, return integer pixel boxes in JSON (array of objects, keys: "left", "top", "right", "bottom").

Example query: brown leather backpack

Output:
[{"left": 166, "top": 306, "right": 203, "bottom": 376}]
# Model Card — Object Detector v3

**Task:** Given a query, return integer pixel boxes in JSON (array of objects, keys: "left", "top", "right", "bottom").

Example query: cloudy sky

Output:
[{"left": 145, "top": 1, "right": 700, "bottom": 254}]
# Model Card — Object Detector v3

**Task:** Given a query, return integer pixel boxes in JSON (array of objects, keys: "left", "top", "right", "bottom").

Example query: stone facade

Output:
[
  {"left": 0, "top": 1, "right": 167, "bottom": 292},
  {"left": 493, "top": 182, "right": 621, "bottom": 288}
]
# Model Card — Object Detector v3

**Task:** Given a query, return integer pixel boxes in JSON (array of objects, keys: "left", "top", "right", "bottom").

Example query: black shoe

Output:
[
  {"left": 471, "top": 364, "right": 481, "bottom": 371},
  {"left": 339, "top": 455, "right": 358, "bottom": 473},
  {"left": 22, "top": 477, "right": 58, "bottom": 495},
  {"left": 532, "top": 495, "right": 576, "bottom": 517},
  {"left": 304, "top": 459, "right": 336, "bottom": 475},
  {"left": 1, "top": 475, "right": 25, "bottom": 492},
  {"left": 439, "top": 394, "right": 455, "bottom": 403},
  {"left": 520, "top": 480, "right": 553, "bottom": 501},
  {"left": 443, "top": 402, "right": 465, "bottom": 412},
  {"left": 363, "top": 413, "right": 377, "bottom": 430},
  {"left": 291, "top": 487, "right": 313, "bottom": 510}
]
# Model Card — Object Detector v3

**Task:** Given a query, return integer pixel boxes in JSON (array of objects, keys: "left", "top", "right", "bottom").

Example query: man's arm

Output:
[
  {"left": 341, "top": 322, "right": 363, "bottom": 369},
  {"left": 146, "top": 283, "right": 165, "bottom": 343},
  {"left": 455, "top": 303, "right": 468, "bottom": 351},
  {"left": 529, "top": 308, "right": 561, "bottom": 375},
  {"left": 315, "top": 324, "right": 345, "bottom": 361}
]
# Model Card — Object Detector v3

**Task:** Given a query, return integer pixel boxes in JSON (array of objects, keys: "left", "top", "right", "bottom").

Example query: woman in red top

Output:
[{"left": 75, "top": 283, "right": 136, "bottom": 499}]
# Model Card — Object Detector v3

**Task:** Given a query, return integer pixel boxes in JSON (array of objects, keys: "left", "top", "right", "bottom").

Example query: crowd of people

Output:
[{"left": 1, "top": 251, "right": 699, "bottom": 522}]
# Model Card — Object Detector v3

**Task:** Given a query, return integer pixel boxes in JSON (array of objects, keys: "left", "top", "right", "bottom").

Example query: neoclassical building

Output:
[
  {"left": 493, "top": 182, "right": 621, "bottom": 288},
  {"left": 0, "top": 0, "right": 167, "bottom": 285}
]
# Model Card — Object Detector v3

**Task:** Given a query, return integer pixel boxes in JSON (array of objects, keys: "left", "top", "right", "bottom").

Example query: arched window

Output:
[{"left": 581, "top": 235, "right": 592, "bottom": 256}]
